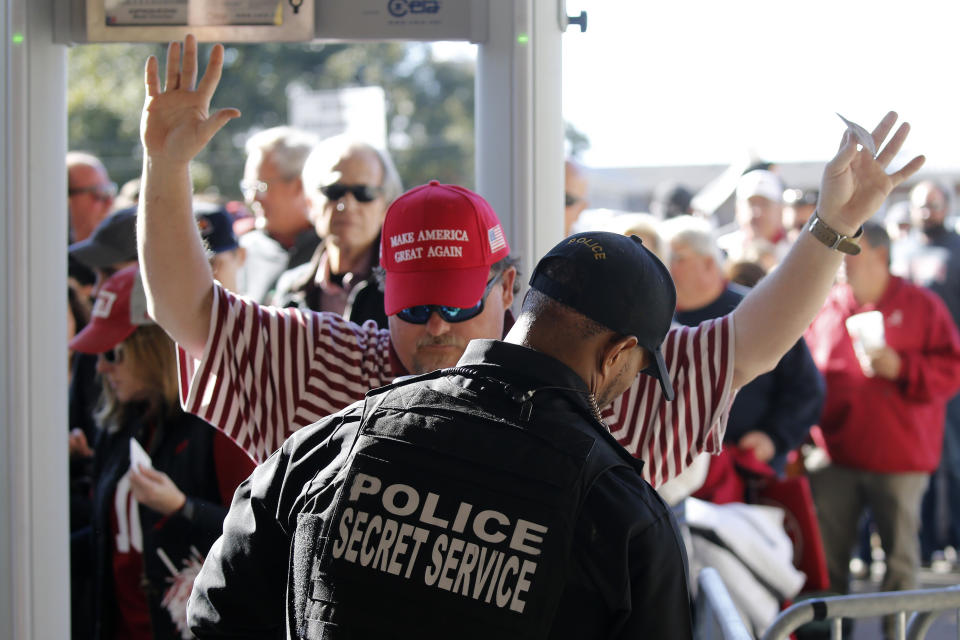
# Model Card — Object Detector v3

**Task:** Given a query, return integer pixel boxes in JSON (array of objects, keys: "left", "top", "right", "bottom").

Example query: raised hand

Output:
[
  {"left": 817, "top": 111, "right": 925, "bottom": 234},
  {"left": 140, "top": 34, "right": 240, "bottom": 165}
]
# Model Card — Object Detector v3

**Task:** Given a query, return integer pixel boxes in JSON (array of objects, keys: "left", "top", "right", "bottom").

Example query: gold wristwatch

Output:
[{"left": 806, "top": 212, "right": 863, "bottom": 255}]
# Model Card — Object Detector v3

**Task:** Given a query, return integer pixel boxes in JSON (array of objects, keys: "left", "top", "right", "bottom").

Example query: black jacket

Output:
[
  {"left": 85, "top": 406, "right": 253, "bottom": 639},
  {"left": 188, "top": 340, "right": 694, "bottom": 639},
  {"left": 272, "top": 238, "right": 387, "bottom": 328}
]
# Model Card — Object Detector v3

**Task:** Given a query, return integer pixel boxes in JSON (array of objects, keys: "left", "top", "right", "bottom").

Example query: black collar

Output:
[
  {"left": 456, "top": 339, "right": 590, "bottom": 394},
  {"left": 453, "top": 339, "right": 646, "bottom": 476}
]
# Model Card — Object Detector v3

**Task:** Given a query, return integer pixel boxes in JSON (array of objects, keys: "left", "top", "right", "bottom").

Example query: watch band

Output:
[
  {"left": 178, "top": 497, "right": 196, "bottom": 522},
  {"left": 806, "top": 212, "right": 863, "bottom": 255}
]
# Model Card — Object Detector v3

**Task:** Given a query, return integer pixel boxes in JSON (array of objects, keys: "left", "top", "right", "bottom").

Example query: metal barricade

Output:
[
  {"left": 695, "top": 567, "right": 754, "bottom": 640},
  {"left": 906, "top": 594, "right": 960, "bottom": 640},
  {"left": 760, "top": 584, "right": 960, "bottom": 640}
]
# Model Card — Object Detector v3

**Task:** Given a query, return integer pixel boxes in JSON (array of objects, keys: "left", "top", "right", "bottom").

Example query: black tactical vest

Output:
[{"left": 290, "top": 366, "right": 634, "bottom": 639}]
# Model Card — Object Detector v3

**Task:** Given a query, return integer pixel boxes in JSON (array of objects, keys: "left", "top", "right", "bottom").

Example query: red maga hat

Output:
[
  {"left": 69, "top": 265, "right": 154, "bottom": 355},
  {"left": 381, "top": 181, "right": 510, "bottom": 315}
]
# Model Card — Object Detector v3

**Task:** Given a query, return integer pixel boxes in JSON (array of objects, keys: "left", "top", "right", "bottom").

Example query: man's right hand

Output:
[
  {"left": 141, "top": 34, "right": 240, "bottom": 165},
  {"left": 138, "top": 34, "right": 235, "bottom": 357}
]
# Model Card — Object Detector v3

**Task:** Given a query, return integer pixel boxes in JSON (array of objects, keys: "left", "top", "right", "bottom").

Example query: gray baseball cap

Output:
[{"left": 68, "top": 206, "right": 138, "bottom": 269}]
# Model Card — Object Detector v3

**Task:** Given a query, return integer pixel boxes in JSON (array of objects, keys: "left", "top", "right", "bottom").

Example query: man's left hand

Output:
[{"left": 817, "top": 112, "right": 925, "bottom": 235}]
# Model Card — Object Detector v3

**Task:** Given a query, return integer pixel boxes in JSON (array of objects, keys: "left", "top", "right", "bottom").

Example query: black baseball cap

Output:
[
  {"left": 529, "top": 231, "right": 677, "bottom": 401},
  {"left": 194, "top": 202, "right": 239, "bottom": 255},
  {"left": 68, "top": 206, "right": 138, "bottom": 270}
]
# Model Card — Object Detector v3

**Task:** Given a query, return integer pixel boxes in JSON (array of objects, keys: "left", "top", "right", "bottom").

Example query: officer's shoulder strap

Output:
[{"left": 356, "top": 368, "right": 449, "bottom": 426}]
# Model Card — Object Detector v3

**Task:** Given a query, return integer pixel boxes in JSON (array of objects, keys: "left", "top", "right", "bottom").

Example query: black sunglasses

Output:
[
  {"left": 564, "top": 192, "right": 582, "bottom": 207},
  {"left": 320, "top": 183, "right": 382, "bottom": 203},
  {"left": 102, "top": 346, "right": 124, "bottom": 364},
  {"left": 396, "top": 272, "right": 504, "bottom": 324}
]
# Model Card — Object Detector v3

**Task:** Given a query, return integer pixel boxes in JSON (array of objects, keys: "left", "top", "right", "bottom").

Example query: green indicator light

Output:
[
  {"left": 12, "top": 33, "right": 24, "bottom": 44},
  {"left": 517, "top": 33, "right": 529, "bottom": 44}
]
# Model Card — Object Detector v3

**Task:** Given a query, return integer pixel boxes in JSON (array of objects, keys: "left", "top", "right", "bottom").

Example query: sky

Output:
[{"left": 560, "top": 0, "right": 959, "bottom": 172}]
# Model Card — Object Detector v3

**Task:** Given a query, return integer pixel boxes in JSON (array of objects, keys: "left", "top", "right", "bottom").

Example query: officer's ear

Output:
[
  {"left": 498, "top": 267, "right": 516, "bottom": 308},
  {"left": 599, "top": 333, "right": 640, "bottom": 378}
]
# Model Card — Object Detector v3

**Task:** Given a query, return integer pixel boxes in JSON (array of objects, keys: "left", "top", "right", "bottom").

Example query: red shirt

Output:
[{"left": 805, "top": 277, "right": 960, "bottom": 472}]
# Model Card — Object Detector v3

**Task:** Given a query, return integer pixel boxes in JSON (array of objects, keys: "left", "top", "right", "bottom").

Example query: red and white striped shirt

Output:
[
  {"left": 179, "top": 284, "right": 735, "bottom": 486},
  {"left": 603, "top": 320, "right": 735, "bottom": 487}
]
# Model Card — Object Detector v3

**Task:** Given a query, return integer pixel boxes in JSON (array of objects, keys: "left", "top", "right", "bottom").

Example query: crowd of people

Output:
[
  {"left": 573, "top": 169, "right": 960, "bottom": 637},
  {"left": 63, "top": 33, "right": 956, "bottom": 640}
]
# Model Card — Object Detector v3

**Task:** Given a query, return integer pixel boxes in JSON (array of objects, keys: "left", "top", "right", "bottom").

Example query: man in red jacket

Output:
[{"left": 804, "top": 222, "right": 960, "bottom": 627}]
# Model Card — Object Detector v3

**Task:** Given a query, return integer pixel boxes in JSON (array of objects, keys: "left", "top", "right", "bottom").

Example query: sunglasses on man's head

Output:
[
  {"left": 101, "top": 346, "right": 125, "bottom": 364},
  {"left": 396, "top": 272, "right": 504, "bottom": 325},
  {"left": 320, "top": 183, "right": 382, "bottom": 203}
]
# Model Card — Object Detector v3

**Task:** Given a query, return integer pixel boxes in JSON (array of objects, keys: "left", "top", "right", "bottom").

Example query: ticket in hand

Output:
[
  {"left": 130, "top": 437, "right": 154, "bottom": 471},
  {"left": 836, "top": 113, "right": 877, "bottom": 157}
]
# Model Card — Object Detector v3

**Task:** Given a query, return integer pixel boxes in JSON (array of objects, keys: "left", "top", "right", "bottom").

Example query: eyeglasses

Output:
[
  {"left": 69, "top": 182, "right": 118, "bottom": 203},
  {"left": 320, "top": 183, "right": 382, "bottom": 203},
  {"left": 396, "top": 272, "right": 504, "bottom": 324},
  {"left": 239, "top": 179, "right": 271, "bottom": 200},
  {"left": 564, "top": 192, "right": 582, "bottom": 208},
  {"left": 102, "top": 345, "right": 124, "bottom": 364}
]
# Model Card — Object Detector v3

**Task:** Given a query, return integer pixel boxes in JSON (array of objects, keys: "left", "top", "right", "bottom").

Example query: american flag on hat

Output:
[{"left": 488, "top": 225, "right": 506, "bottom": 253}]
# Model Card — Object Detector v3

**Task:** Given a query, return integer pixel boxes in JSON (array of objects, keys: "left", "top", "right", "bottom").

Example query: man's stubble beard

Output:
[{"left": 410, "top": 335, "right": 467, "bottom": 374}]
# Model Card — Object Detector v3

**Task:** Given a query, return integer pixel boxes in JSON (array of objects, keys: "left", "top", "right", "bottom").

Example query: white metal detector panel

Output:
[
  {"left": 84, "top": 0, "right": 315, "bottom": 42},
  {"left": 315, "top": 0, "right": 487, "bottom": 42},
  {"left": 68, "top": 0, "right": 488, "bottom": 43}
]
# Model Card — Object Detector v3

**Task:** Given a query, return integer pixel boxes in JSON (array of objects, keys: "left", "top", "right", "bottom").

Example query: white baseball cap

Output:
[{"left": 736, "top": 170, "right": 784, "bottom": 203}]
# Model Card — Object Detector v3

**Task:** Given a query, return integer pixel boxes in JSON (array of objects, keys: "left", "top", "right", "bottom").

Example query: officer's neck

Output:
[{"left": 505, "top": 312, "right": 601, "bottom": 392}]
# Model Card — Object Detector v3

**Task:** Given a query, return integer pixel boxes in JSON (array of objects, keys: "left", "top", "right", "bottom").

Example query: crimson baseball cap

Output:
[
  {"left": 380, "top": 181, "right": 510, "bottom": 315},
  {"left": 69, "top": 265, "right": 154, "bottom": 354},
  {"left": 529, "top": 232, "right": 677, "bottom": 401}
]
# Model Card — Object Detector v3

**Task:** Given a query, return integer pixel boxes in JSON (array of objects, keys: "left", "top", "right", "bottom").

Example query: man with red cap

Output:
[
  {"left": 191, "top": 231, "right": 700, "bottom": 638},
  {"left": 138, "top": 38, "right": 717, "bottom": 486},
  {"left": 137, "top": 37, "right": 923, "bottom": 492}
]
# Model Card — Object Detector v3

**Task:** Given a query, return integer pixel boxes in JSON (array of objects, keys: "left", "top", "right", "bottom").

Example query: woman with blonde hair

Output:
[{"left": 70, "top": 265, "right": 253, "bottom": 639}]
